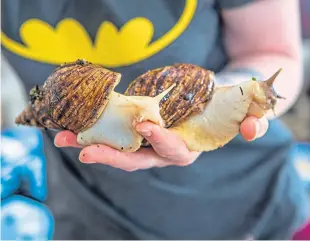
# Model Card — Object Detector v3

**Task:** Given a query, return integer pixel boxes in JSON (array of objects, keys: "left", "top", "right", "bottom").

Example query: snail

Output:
[
  {"left": 15, "top": 59, "right": 174, "bottom": 152},
  {"left": 15, "top": 59, "right": 283, "bottom": 153},
  {"left": 125, "top": 64, "right": 283, "bottom": 151}
]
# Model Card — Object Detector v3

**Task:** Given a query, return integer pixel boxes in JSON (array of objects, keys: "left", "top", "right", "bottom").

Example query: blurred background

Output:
[{"left": 1, "top": 0, "right": 310, "bottom": 240}]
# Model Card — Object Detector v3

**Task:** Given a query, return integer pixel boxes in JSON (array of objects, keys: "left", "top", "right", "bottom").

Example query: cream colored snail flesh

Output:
[{"left": 15, "top": 60, "right": 283, "bottom": 153}]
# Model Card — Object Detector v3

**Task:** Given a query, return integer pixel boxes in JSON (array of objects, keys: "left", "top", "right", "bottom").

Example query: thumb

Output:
[{"left": 240, "top": 116, "right": 269, "bottom": 141}]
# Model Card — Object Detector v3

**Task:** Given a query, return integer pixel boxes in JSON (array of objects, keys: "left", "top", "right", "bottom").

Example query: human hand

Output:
[{"left": 54, "top": 116, "right": 268, "bottom": 171}]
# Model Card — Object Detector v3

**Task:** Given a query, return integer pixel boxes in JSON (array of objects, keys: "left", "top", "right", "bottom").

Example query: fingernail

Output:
[
  {"left": 54, "top": 139, "right": 62, "bottom": 147},
  {"left": 54, "top": 140, "right": 60, "bottom": 147},
  {"left": 79, "top": 153, "right": 96, "bottom": 164},
  {"left": 136, "top": 128, "right": 152, "bottom": 137},
  {"left": 81, "top": 160, "right": 96, "bottom": 164},
  {"left": 54, "top": 136, "right": 67, "bottom": 147},
  {"left": 254, "top": 121, "right": 261, "bottom": 139},
  {"left": 247, "top": 121, "right": 261, "bottom": 141}
]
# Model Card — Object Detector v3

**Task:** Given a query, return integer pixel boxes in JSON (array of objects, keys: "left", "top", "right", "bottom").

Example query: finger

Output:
[
  {"left": 240, "top": 116, "right": 269, "bottom": 141},
  {"left": 136, "top": 122, "right": 196, "bottom": 162},
  {"left": 79, "top": 144, "right": 174, "bottom": 171},
  {"left": 54, "top": 130, "right": 84, "bottom": 148}
]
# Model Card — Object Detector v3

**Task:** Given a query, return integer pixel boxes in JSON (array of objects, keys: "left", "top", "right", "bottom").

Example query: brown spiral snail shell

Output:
[{"left": 15, "top": 59, "right": 283, "bottom": 152}]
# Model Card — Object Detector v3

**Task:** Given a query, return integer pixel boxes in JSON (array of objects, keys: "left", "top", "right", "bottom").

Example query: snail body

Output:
[{"left": 16, "top": 60, "right": 283, "bottom": 152}]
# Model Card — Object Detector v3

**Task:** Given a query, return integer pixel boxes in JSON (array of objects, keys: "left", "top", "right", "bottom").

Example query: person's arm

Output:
[{"left": 218, "top": 0, "right": 303, "bottom": 118}]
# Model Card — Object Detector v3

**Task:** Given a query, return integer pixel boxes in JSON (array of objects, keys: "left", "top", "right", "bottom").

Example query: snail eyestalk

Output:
[
  {"left": 266, "top": 68, "right": 282, "bottom": 86},
  {"left": 276, "top": 94, "right": 286, "bottom": 99}
]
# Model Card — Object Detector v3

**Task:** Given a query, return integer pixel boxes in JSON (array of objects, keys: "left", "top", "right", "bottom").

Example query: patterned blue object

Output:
[
  {"left": 1, "top": 127, "right": 47, "bottom": 201},
  {"left": 1, "top": 195, "right": 54, "bottom": 240},
  {"left": 292, "top": 142, "right": 310, "bottom": 189}
]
